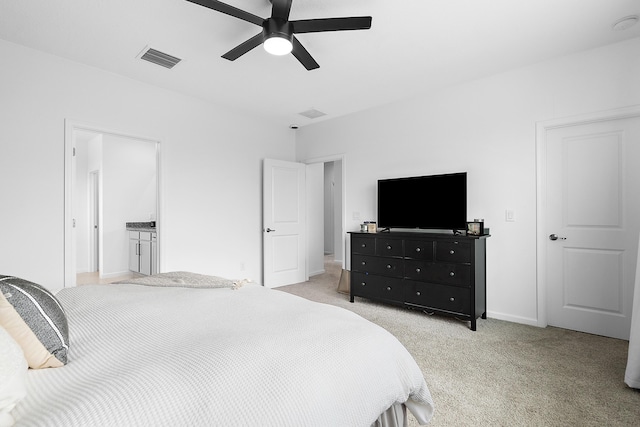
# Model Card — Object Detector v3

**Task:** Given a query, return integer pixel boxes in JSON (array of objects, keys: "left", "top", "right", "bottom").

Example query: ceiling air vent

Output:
[
  {"left": 298, "top": 108, "right": 327, "bottom": 119},
  {"left": 139, "top": 47, "right": 182, "bottom": 69}
]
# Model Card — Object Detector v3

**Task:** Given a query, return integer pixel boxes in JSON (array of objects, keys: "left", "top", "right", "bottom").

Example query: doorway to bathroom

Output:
[{"left": 64, "top": 120, "right": 160, "bottom": 287}]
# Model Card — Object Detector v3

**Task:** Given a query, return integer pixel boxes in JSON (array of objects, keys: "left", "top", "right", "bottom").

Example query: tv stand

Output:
[{"left": 348, "top": 231, "right": 489, "bottom": 330}]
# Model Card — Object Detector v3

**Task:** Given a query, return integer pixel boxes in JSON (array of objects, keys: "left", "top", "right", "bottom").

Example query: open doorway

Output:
[
  {"left": 323, "top": 160, "right": 343, "bottom": 260},
  {"left": 306, "top": 157, "right": 344, "bottom": 277},
  {"left": 65, "top": 120, "right": 160, "bottom": 287}
]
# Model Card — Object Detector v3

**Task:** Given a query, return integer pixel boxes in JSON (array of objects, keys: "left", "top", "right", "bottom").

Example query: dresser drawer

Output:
[
  {"left": 404, "top": 260, "right": 470, "bottom": 286},
  {"left": 352, "top": 236, "right": 375, "bottom": 255},
  {"left": 432, "top": 263, "right": 471, "bottom": 286},
  {"left": 375, "top": 237, "right": 403, "bottom": 257},
  {"left": 405, "top": 281, "right": 470, "bottom": 315},
  {"left": 435, "top": 240, "right": 471, "bottom": 263},
  {"left": 404, "top": 239, "right": 434, "bottom": 260},
  {"left": 351, "top": 272, "right": 404, "bottom": 302},
  {"left": 352, "top": 255, "right": 403, "bottom": 278},
  {"left": 403, "top": 259, "right": 434, "bottom": 281}
]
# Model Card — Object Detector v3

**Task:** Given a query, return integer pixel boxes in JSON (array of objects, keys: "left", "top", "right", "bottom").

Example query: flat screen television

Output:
[{"left": 377, "top": 172, "right": 467, "bottom": 231}]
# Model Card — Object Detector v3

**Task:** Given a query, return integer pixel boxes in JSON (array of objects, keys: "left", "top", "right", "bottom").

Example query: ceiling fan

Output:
[{"left": 186, "top": 0, "right": 372, "bottom": 70}]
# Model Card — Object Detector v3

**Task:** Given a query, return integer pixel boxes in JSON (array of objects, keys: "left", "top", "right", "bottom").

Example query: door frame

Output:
[
  {"left": 535, "top": 105, "right": 640, "bottom": 328},
  {"left": 64, "top": 119, "right": 162, "bottom": 287}
]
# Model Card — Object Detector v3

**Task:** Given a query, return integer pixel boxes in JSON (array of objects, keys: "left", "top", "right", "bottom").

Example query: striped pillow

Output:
[{"left": 0, "top": 276, "right": 69, "bottom": 369}]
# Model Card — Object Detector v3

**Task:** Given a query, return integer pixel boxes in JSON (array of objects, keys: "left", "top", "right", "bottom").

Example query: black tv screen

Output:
[{"left": 377, "top": 172, "right": 467, "bottom": 230}]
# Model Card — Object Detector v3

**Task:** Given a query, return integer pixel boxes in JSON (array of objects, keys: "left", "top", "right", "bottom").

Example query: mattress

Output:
[{"left": 13, "top": 281, "right": 434, "bottom": 426}]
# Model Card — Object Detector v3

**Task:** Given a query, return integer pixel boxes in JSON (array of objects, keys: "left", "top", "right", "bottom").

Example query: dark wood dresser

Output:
[{"left": 349, "top": 231, "right": 489, "bottom": 330}]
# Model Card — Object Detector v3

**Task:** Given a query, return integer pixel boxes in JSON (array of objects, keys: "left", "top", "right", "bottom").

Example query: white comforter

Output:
[{"left": 14, "top": 283, "right": 434, "bottom": 426}]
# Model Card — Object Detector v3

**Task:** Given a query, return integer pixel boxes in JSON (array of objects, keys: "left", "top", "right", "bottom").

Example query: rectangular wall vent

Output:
[
  {"left": 298, "top": 108, "right": 327, "bottom": 119},
  {"left": 139, "top": 47, "right": 182, "bottom": 69}
]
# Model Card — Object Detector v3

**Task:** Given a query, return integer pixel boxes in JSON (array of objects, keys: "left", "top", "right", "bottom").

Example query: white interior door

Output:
[
  {"left": 263, "top": 159, "right": 307, "bottom": 288},
  {"left": 544, "top": 114, "right": 640, "bottom": 339}
]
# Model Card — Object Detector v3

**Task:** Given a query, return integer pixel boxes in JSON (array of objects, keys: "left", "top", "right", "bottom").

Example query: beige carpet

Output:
[{"left": 276, "top": 258, "right": 640, "bottom": 426}]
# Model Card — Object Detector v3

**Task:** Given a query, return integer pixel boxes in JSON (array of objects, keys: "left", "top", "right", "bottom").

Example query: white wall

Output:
[
  {"left": 0, "top": 39, "right": 295, "bottom": 290},
  {"left": 295, "top": 38, "right": 640, "bottom": 326}
]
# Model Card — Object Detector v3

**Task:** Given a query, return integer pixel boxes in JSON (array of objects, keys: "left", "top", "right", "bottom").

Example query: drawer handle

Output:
[
  {"left": 361, "top": 261, "right": 366, "bottom": 266},
  {"left": 449, "top": 271, "right": 455, "bottom": 277},
  {"left": 361, "top": 282, "right": 366, "bottom": 287},
  {"left": 450, "top": 297, "right": 455, "bottom": 302},
  {"left": 416, "top": 291, "right": 421, "bottom": 296},
  {"left": 415, "top": 268, "right": 421, "bottom": 273},
  {"left": 386, "top": 264, "right": 393, "bottom": 269},
  {"left": 450, "top": 249, "right": 455, "bottom": 255},
  {"left": 416, "top": 247, "right": 421, "bottom": 252},
  {"left": 386, "top": 245, "right": 392, "bottom": 250},
  {"left": 386, "top": 286, "right": 392, "bottom": 291}
]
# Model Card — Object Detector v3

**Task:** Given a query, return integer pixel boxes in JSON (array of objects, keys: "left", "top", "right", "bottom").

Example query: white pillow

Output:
[{"left": 0, "top": 326, "right": 27, "bottom": 427}]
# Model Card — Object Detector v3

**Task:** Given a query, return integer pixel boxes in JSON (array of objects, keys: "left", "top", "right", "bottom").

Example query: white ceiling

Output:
[{"left": 1, "top": 0, "right": 639, "bottom": 128}]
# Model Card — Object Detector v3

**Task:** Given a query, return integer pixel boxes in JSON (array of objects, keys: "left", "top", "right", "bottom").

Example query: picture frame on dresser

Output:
[{"left": 466, "top": 221, "right": 484, "bottom": 236}]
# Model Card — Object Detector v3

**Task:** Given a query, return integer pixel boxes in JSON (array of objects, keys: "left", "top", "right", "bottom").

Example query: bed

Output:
[{"left": 1, "top": 273, "right": 434, "bottom": 426}]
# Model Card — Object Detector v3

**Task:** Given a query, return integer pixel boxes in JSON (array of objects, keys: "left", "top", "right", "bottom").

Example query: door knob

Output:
[
  {"left": 549, "top": 234, "right": 566, "bottom": 241},
  {"left": 265, "top": 228, "right": 276, "bottom": 233}
]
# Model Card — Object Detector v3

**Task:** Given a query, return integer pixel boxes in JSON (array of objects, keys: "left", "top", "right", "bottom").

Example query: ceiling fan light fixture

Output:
[
  {"left": 187, "top": 0, "right": 372, "bottom": 70},
  {"left": 264, "top": 35, "right": 293, "bottom": 55},
  {"left": 263, "top": 18, "right": 293, "bottom": 56}
]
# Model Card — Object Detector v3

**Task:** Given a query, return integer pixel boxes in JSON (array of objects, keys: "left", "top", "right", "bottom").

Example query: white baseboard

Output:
[
  {"left": 486, "top": 311, "right": 540, "bottom": 327},
  {"left": 309, "top": 269, "right": 326, "bottom": 277},
  {"left": 99, "top": 270, "right": 132, "bottom": 279}
]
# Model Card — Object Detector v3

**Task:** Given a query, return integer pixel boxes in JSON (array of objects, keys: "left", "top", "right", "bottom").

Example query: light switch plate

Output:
[{"left": 505, "top": 209, "right": 516, "bottom": 222}]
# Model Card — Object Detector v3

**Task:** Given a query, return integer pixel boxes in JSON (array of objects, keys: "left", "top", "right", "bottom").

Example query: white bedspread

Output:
[{"left": 13, "top": 283, "right": 434, "bottom": 426}]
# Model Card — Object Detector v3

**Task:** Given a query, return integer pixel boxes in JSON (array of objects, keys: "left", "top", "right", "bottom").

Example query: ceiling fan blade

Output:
[
  {"left": 292, "top": 16, "right": 372, "bottom": 34},
  {"left": 291, "top": 36, "right": 319, "bottom": 70},
  {"left": 221, "top": 33, "right": 264, "bottom": 61},
  {"left": 186, "top": 0, "right": 263, "bottom": 26},
  {"left": 270, "top": 0, "right": 293, "bottom": 21}
]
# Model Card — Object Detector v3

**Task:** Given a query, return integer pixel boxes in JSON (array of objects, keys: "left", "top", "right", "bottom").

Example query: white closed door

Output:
[
  {"left": 263, "top": 159, "right": 306, "bottom": 288},
  {"left": 544, "top": 115, "right": 640, "bottom": 339}
]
